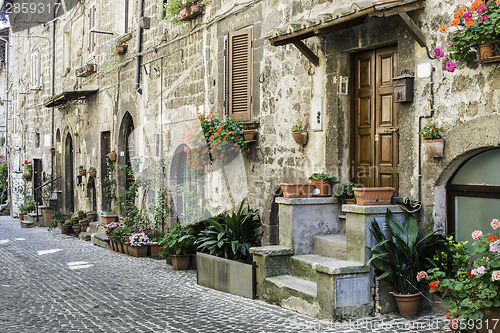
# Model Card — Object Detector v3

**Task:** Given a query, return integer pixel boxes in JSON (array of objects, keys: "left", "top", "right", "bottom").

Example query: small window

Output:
[
  {"left": 118, "top": 0, "right": 129, "bottom": 34},
  {"left": 88, "top": 4, "right": 96, "bottom": 54},
  {"left": 225, "top": 27, "right": 253, "bottom": 120},
  {"left": 30, "top": 51, "right": 40, "bottom": 89}
]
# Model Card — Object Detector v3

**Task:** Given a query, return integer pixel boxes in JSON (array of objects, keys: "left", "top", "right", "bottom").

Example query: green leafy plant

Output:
[
  {"left": 334, "top": 182, "right": 359, "bottom": 200},
  {"left": 64, "top": 220, "right": 72, "bottom": 226},
  {"left": 161, "top": 0, "right": 199, "bottom": 25},
  {"left": 49, "top": 211, "right": 71, "bottom": 231},
  {"left": 309, "top": 172, "right": 340, "bottom": 182},
  {"left": 23, "top": 200, "right": 35, "bottom": 212},
  {"left": 102, "top": 157, "right": 116, "bottom": 213},
  {"left": 366, "top": 210, "right": 441, "bottom": 295},
  {"left": 419, "top": 120, "right": 445, "bottom": 140},
  {"left": 424, "top": 218, "right": 500, "bottom": 332},
  {"left": 0, "top": 157, "right": 8, "bottom": 204},
  {"left": 196, "top": 200, "right": 262, "bottom": 261},
  {"left": 425, "top": 235, "right": 470, "bottom": 279},
  {"left": 159, "top": 223, "right": 196, "bottom": 256},
  {"left": 436, "top": 0, "right": 500, "bottom": 68},
  {"left": 291, "top": 120, "right": 304, "bottom": 132}
]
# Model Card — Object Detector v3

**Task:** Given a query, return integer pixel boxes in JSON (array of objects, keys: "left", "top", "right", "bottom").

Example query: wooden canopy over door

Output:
[{"left": 352, "top": 46, "right": 399, "bottom": 192}]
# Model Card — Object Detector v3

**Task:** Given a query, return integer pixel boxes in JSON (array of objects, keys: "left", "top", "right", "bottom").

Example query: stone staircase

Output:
[{"left": 251, "top": 199, "right": 407, "bottom": 321}]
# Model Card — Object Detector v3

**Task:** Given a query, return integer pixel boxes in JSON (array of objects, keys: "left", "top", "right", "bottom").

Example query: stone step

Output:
[
  {"left": 25, "top": 213, "right": 41, "bottom": 225},
  {"left": 290, "top": 256, "right": 317, "bottom": 282},
  {"left": 89, "top": 221, "right": 106, "bottom": 234},
  {"left": 291, "top": 254, "right": 369, "bottom": 276},
  {"left": 313, "top": 234, "right": 347, "bottom": 260},
  {"left": 20, "top": 220, "right": 34, "bottom": 228},
  {"left": 91, "top": 233, "right": 110, "bottom": 249}
]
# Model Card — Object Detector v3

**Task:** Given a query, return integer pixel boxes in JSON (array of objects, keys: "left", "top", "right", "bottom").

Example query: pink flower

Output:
[
  {"left": 463, "top": 12, "right": 473, "bottom": 21},
  {"left": 472, "top": 230, "right": 483, "bottom": 240},
  {"left": 416, "top": 271, "right": 428, "bottom": 282},
  {"left": 477, "top": 5, "right": 488, "bottom": 13},
  {"left": 434, "top": 47, "right": 445, "bottom": 58},
  {"left": 492, "top": 271, "right": 500, "bottom": 281},
  {"left": 490, "top": 240, "right": 500, "bottom": 253},
  {"left": 491, "top": 219, "right": 500, "bottom": 229},
  {"left": 477, "top": 266, "right": 486, "bottom": 275},
  {"left": 480, "top": 15, "right": 488, "bottom": 21},
  {"left": 445, "top": 61, "right": 457, "bottom": 72},
  {"left": 471, "top": 268, "right": 478, "bottom": 276}
]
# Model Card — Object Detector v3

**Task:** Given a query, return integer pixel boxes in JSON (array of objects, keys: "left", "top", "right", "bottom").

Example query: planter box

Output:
[
  {"left": 280, "top": 183, "right": 315, "bottom": 198},
  {"left": 100, "top": 214, "right": 117, "bottom": 225},
  {"left": 197, "top": 252, "right": 254, "bottom": 299},
  {"left": 422, "top": 138, "right": 444, "bottom": 158},
  {"left": 353, "top": 187, "right": 394, "bottom": 206},
  {"left": 127, "top": 245, "right": 148, "bottom": 257}
]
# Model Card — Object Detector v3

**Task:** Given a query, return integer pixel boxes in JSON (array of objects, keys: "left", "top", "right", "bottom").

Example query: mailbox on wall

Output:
[{"left": 392, "top": 74, "right": 414, "bottom": 103}]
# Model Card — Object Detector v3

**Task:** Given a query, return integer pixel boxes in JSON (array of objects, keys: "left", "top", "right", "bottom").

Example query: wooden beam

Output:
[
  {"left": 370, "top": 0, "right": 425, "bottom": 18},
  {"left": 395, "top": 12, "right": 427, "bottom": 47},
  {"left": 292, "top": 40, "right": 320, "bottom": 67}
]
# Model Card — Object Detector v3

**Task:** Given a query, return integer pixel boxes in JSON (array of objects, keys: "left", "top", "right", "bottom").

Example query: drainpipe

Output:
[
  {"left": 417, "top": 66, "right": 435, "bottom": 221},
  {"left": 51, "top": 19, "right": 56, "bottom": 178},
  {"left": 135, "top": 0, "right": 144, "bottom": 94}
]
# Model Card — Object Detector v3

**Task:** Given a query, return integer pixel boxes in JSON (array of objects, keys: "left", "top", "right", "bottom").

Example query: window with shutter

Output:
[
  {"left": 226, "top": 27, "right": 252, "bottom": 120},
  {"left": 30, "top": 51, "right": 40, "bottom": 89},
  {"left": 88, "top": 5, "right": 96, "bottom": 54}
]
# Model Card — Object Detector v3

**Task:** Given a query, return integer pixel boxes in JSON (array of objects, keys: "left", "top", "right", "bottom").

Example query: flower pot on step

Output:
[
  {"left": 127, "top": 245, "right": 148, "bottom": 257},
  {"left": 309, "top": 179, "right": 332, "bottom": 197},
  {"left": 392, "top": 292, "right": 420, "bottom": 318},
  {"left": 100, "top": 214, "right": 117, "bottom": 225},
  {"left": 422, "top": 138, "right": 445, "bottom": 158},
  {"left": 148, "top": 243, "right": 160, "bottom": 257},
  {"left": 280, "top": 183, "right": 316, "bottom": 198},
  {"left": 171, "top": 254, "right": 190, "bottom": 270},
  {"left": 73, "top": 226, "right": 82, "bottom": 236},
  {"left": 42, "top": 209, "right": 55, "bottom": 227},
  {"left": 18, "top": 212, "right": 25, "bottom": 221},
  {"left": 353, "top": 187, "right": 394, "bottom": 205}
]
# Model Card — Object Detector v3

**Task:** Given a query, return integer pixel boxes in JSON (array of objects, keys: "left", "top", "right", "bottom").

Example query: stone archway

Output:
[{"left": 64, "top": 133, "right": 74, "bottom": 212}]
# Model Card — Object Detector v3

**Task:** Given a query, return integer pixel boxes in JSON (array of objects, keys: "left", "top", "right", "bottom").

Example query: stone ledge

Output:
[
  {"left": 91, "top": 233, "right": 110, "bottom": 249},
  {"left": 250, "top": 246, "right": 293, "bottom": 256},
  {"left": 20, "top": 221, "right": 34, "bottom": 228},
  {"left": 341, "top": 204, "right": 404, "bottom": 214},
  {"left": 275, "top": 197, "right": 337, "bottom": 205},
  {"left": 79, "top": 232, "right": 91, "bottom": 241}
]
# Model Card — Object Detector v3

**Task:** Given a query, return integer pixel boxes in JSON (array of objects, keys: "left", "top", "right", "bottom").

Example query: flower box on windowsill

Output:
[
  {"left": 76, "top": 64, "right": 97, "bottom": 77},
  {"left": 178, "top": 4, "right": 203, "bottom": 21}
]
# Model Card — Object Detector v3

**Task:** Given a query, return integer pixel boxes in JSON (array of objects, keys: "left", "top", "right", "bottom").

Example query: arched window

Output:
[{"left": 447, "top": 149, "right": 500, "bottom": 242}]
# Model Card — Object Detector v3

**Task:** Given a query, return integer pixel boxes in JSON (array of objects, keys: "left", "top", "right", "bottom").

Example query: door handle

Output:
[{"left": 382, "top": 127, "right": 399, "bottom": 133}]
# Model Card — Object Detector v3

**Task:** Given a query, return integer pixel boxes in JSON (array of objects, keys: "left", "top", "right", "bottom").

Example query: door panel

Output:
[{"left": 353, "top": 47, "right": 399, "bottom": 193}]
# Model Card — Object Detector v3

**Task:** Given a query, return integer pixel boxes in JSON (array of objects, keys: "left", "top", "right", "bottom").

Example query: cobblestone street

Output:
[{"left": 0, "top": 217, "right": 447, "bottom": 333}]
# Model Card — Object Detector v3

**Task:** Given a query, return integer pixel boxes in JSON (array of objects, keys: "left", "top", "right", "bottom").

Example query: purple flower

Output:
[
  {"left": 477, "top": 5, "right": 488, "bottom": 14},
  {"left": 480, "top": 15, "right": 488, "bottom": 21},
  {"left": 445, "top": 61, "right": 457, "bottom": 73},
  {"left": 477, "top": 266, "right": 486, "bottom": 275},
  {"left": 463, "top": 12, "right": 473, "bottom": 21},
  {"left": 434, "top": 47, "right": 445, "bottom": 58}
]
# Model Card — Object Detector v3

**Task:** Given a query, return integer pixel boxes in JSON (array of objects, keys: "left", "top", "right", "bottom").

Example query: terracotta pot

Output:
[
  {"left": 191, "top": 4, "right": 201, "bottom": 12},
  {"left": 148, "top": 243, "right": 160, "bottom": 257},
  {"left": 393, "top": 292, "right": 420, "bottom": 318},
  {"left": 100, "top": 214, "right": 117, "bottom": 225},
  {"left": 353, "top": 187, "right": 394, "bottom": 205},
  {"left": 478, "top": 43, "right": 495, "bottom": 60},
  {"left": 79, "top": 169, "right": 86, "bottom": 176},
  {"left": 89, "top": 170, "right": 97, "bottom": 178},
  {"left": 280, "top": 183, "right": 316, "bottom": 198},
  {"left": 116, "top": 45, "right": 127, "bottom": 54},
  {"left": 107, "top": 152, "right": 116, "bottom": 161},
  {"left": 243, "top": 130, "right": 255, "bottom": 141},
  {"left": 345, "top": 198, "right": 356, "bottom": 204},
  {"left": 61, "top": 224, "right": 72, "bottom": 234},
  {"left": 49, "top": 148, "right": 56, "bottom": 156},
  {"left": 310, "top": 179, "right": 332, "bottom": 197},
  {"left": 78, "top": 213, "right": 86, "bottom": 219},
  {"left": 71, "top": 218, "right": 79, "bottom": 225},
  {"left": 423, "top": 138, "right": 445, "bottom": 158},
  {"left": 179, "top": 5, "right": 191, "bottom": 18},
  {"left": 292, "top": 131, "right": 307, "bottom": 145},
  {"left": 73, "top": 226, "right": 81, "bottom": 236},
  {"left": 477, "top": 308, "right": 500, "bottom": 333},
  {"left": 128, "top": 245, "right": 148, "bottom": 258},
  {"left": 87, "top": 213, "right": 97, "bottom": 222},
  {"left": 18, "top": 212, "right": 25, "bottom": 221},
  {"left": 80, "top": 219, "right": 89, "bottom": 229},
  {"left": 42, "top": 209, "right": 55, "bottom": 227},
  {"left": 171, "top": 254, "right": 190, "bottom": 270}
]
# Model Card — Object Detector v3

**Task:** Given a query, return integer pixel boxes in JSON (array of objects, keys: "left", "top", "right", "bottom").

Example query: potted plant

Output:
[
  {"left": 24, "top": 200, "right": 35, "bottom": 213},
  {"left": 159, "top": 223, "right": 196, "bottom": 270},
  {"left": 72, "top": 223, "right": 82, "bottom": 236},
  {"left": 88, "top": 167, "right": 97, "bottom": 178},
  {"left": 62, "top": 220, "right": 73, "bottom": 234},
  {"left": 116, "top": 45, "right": 127, "bottom": 54},
  {"left": 127, "top": 231, "right": 150, "bottom": 257},
  {"left": 291, "top": 120, "right": 307, "bottom": 145},
  {"left": 353, "top": 186, "right": 395, "bottom": 205},
  {"left": 366, "top": 210, "right": 441, "bottom": 318},
  {"left": 70, "top": 214, "right": 79, "bottom": 225},
  {"left": 308, "top": 172, "right": 340, "bottom": 197},
  {"left": 145, "top": 227, "right": 164, "bottom": 257},
  {"left": 334, "top": 182, "right": 359, "bottom": 204},
  {"left": 424, "top": 218, "right": 500, "bottom": 332},
  {"left": 436, "top": 0, "right": 500, "bottom": 69},
  {"left": 280, "top": 182, "right": 316, "bottom": 198},
  {"left": 22, "top": 173, "right": 32, "bottom": 182},
  {"left": 18, "top": 204, "right": 26, "bottom": 220},
  {"left": 77, "top": 209, "right": 86, "bottom": 219},
  {"left": 23, "top": 161, "right": 32, "bottom": 175},
  {"left": 107, "top": 151, "right": 116, "bottom": 161},
  {"left": 87, "top": 211, "right": 97, "bottom": 221},
  {"left": 162, "top": 0, "right": 203, "bottom": 25},
  {"left": 419, "top": 120, "right": 445, "bottom": 158},
  {"left": 78, "top": 165, "right": 86, "bottom": 176},
  {"left": 49, "top": 211, "right": 71, "bottom": 232}
]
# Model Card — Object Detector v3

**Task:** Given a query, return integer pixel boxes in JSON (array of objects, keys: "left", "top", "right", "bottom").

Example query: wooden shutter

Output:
[
  {"left": 227, "top": 28, "right": 252, "bottom": 120},
  {"left": 88, "top": 5, "right": 95, "bottom": 53}
]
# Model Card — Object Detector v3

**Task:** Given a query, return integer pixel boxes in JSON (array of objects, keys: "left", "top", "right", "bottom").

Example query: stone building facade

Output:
[{"left": 3, "top": 0, "right": 500, "bottom": 245}]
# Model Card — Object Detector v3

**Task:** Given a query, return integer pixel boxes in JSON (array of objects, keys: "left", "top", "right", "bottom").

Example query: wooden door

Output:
[{"left": 352, "top": 47, "right": 399, "bottom": 192}]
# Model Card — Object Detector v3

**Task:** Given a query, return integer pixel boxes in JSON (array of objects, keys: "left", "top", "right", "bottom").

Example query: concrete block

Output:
[
  {"left": 197, "top": 252, "right": 253, "bottom": 299},
  {"left": 277, "top": 197, "right": 342, "bottom": 255},
  {"left": 78, "top": 232, "right": 91, "bottom": 241},
  {"left": 313, "top": 234, "right": 346, "bottom": 260}
]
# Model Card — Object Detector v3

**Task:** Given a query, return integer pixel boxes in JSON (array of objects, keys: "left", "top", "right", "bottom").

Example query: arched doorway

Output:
[
  {"left": 118, "top": 112, "right": 135, "bottom": 212},
  {"left": 447, "top": 148, "right": 500, "bottom": 242},
  {"left": 64, "top": 133, "right": 74, "bottom": 212},
  {"left": 87, "top": 176, "right": 97, "bottom": 213}
]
